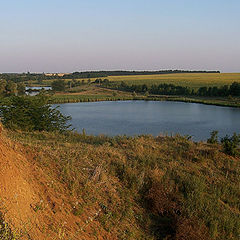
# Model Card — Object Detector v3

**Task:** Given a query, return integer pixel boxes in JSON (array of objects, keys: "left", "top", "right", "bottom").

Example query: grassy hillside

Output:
[{"left": 1, "top": 129, "right": 239, "bottom": 239}]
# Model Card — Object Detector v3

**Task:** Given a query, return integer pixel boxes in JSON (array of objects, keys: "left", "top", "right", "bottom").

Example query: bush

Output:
[
  {"left": 51, "top": 79, "right": 66, "bottom": 91},
  {"left": 221, "top": 133, "right": 240, "bottom": 156},
  {"left": 207, "top": 131, "right": 219, "bottom": 144},
  {"left": 0, "top": 212, "right": 16, "bottom": 239},
  {"left": 0, "top": 95, "right": 71, "bottom": 132}
]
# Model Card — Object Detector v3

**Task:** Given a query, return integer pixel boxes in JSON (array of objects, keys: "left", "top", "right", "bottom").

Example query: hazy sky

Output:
[{"left": 0, "top": 0, "right": 239, "bottom": 72}]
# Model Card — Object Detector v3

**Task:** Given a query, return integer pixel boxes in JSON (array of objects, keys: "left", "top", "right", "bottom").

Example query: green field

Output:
[{"left": 106, "top": 73, "right": 240, "bottom": 89}]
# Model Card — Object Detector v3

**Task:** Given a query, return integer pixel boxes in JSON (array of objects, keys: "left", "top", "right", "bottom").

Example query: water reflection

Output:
[
  {"left": 25, "top": 86, "right": 52, "bottom": 96},
  {"left": 55, "top": 101, "right": 240, "bottom": 141}
]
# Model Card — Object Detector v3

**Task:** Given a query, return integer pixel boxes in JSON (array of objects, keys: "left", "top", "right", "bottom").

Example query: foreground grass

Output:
[{"left": 7, "top": 130, "right": 240, "bottom": 240}]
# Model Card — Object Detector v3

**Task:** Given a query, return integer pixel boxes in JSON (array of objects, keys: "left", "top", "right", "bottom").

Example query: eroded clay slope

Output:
[{"left": 0, "top": 130, "right": 110, "bottom": 240}]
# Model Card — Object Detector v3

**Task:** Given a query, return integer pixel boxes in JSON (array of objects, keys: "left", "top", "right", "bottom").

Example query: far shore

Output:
[{"left": 49, "top": 93, "right": 240, "bottom": 108}]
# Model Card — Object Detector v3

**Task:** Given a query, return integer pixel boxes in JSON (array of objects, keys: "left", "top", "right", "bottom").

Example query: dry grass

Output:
[{"left": 3, "top": 130, "right": 239, "bottom": 240}]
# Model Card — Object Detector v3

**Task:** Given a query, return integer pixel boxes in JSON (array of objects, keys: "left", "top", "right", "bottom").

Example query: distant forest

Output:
[
  {"left": 64, "top": 70, "right": 220, "bottom": 79},
  {"left": 0, "top": 70, "right": 220, "bottom": 82},
  {"left": 113, "top": 81, "right": 240, "bottom": 97}
]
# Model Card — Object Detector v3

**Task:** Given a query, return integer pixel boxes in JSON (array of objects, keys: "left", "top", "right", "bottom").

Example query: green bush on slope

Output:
[{"left": 0, "top": 95, "right": 71, "bottom": 132}]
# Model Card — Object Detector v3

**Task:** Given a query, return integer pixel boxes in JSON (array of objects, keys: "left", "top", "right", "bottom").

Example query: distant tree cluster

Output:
[
  {"left": 94, "top": 79, "right": 110, "bottom": 85},
  {"left": 122, "top": 83, "right": 191, "bottom": 95},
  {"left": 67, "top": 79, "right": 88, "bottom": 89},
  {"left": 0, "top": 72, "right": 46, "bottom": 83},
  {"left": 65, "top": 72, "right": 108, "bottom": 79},
  {"left": 51, "top": 80, "right": 66, "bottom": 91},
  {"left": 197, "top": 82, "right": 240, "bottom": 97},
  {"left": 0, "top": 80, "right": 25, "bottom": 96},
  {"left": 51, "top": 78, "right": 110, "bottom": 91},
  {"left": 114, "top": 82, "right": 240, "bottom": 97}
]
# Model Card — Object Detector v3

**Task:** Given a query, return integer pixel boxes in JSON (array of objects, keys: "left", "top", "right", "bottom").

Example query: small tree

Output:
[
  {"left": 51, "top": 79, "right": 66, "bottom": 91},
  {"left": 5, "top": 81, "right": 17, "bottom": 96},
  {"left": 132, "top": 91, "right": 137, "bottom": 97},
  {"left": 17, "top": 82, "right": 26, "bottom": 95},
  {"left": 0, "top": 80, "right": 7, "bottom": 95},
  {"left": 103, "top": 79, "right": 110, "bottom": 85},
  {"left": 0, "top": 95, "right": 71, "bottom": 132}
]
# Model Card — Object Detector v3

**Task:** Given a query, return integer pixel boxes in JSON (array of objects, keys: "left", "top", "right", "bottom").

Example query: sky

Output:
[{"left": 0, "top": 0, "right": 239, "bottom": 73}]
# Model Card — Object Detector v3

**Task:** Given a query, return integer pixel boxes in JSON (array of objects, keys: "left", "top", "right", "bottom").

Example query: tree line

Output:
[
  {"left": 51, "top": 78, "right": 110, "bottom": 91},
  {"left": 114, "top": 81, "right": 240, "bottom": 97},
  {"left": 0, "top": 72, "right": 46, "bottom": 83},
  {"left": 63, "top": 70, "right": 220, "bottom": 79},
  {"left": 50, "top": 78, "right": 240, "bottom": 97}
]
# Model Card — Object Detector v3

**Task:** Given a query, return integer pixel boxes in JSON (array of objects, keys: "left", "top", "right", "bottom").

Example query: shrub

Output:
[
  {"left": 0, "top": 212, "right": 16, "bottom": 239},
  {"left": 221, "top": 133, "right": 240, "bottom": 156},
  {"left": 207, "top": 131, "right": 219, "bottom": 144},
  {"left": 0, "top": 95, "right": 71, "bottom": 132},
  {"left": 51, "top": 79, "right": 66, "bottom": 91}
]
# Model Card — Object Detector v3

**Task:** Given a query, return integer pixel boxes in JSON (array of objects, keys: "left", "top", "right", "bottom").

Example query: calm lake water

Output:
[
  {"left": 26, "top": 86, "right": 52, "bottom": 96},
  {"left": 56, "top": 101, "right": 240, "bottom": 141}
]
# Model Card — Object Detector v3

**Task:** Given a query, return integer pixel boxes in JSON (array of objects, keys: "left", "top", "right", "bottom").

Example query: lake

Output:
[
  {"left": 26, "top": 86, "right": 52, "bottom": 96},
  {"left": 56, "top": 101, "right": 240, "bottom": 141}
]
